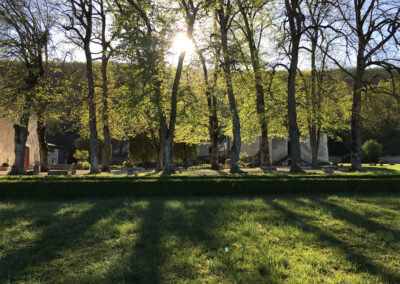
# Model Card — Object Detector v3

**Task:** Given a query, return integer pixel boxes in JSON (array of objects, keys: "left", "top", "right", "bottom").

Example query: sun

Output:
[{"left": 172, "top": 32, "right": 195, "bottom": 57}]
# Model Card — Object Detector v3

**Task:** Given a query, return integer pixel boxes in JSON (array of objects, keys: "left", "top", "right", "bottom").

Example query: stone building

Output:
[
  {"left": 0, "top": 117, "right": 40, "bottom": 169},
  {"left": 198, "top": 135, "right": 329, "bottom": 166}
]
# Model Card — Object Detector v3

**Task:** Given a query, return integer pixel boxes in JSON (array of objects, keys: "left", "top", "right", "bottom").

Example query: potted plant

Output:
[
  {"left": 379, "top": 160, "right": 384, "bottom": 166},
  {"left": 1, "top": 162, "right": 9, "bottom": 171}
]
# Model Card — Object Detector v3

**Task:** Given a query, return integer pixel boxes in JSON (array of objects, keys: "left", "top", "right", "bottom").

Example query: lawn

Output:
[{"left": 1, "top": 194, "right": 399, "bottom": 283}]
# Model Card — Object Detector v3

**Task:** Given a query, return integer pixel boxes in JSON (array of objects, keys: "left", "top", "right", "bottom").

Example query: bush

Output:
[
  {"left": 173, "top": 143, "right": 198, "bottom": 169},
  {"left": 1, "top": 175, "right": 400, "bottom": 199},
  {"left": 239, "top": 152, "right": 249, "bottom": 161},
  {"left": 75, "top": 137, "right": 105, "bottom": 161},
  {"left": 128, "top": 133, "right": 155, "bottom": 169},
  {"left": 362, "top": 140, "right": 383, "bottom": 163},
  {"left": 187, "top": 164, "right": 211, "bottom": 170},
  {"left": 2, "top": 162, "right": 9, "bottom": 167},
  {"left": 77, "top": 161, "right": 90, "bottom": 170},
  {"left": 73, "top": 150, "right": 89, "bottom": 162},
  {"left": 123, "top": 160, "right": 134, "bottom": 168},
  {"left": 225, "top": 159, "right": 247, "bottom": 168}
]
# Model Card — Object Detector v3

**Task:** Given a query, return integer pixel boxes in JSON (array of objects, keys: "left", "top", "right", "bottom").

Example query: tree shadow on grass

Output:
[
  {"left": 0, "top": 199, "right": 123, "bottom": 282},
  {"left": 311, "top": 198, "right": 400, "bottom": 239},
  {"left": 105, "top": 197, "right": 282, "bottom": 283},
  {"left": 268, "top": 199, "right": 400, "bottom": 283}
]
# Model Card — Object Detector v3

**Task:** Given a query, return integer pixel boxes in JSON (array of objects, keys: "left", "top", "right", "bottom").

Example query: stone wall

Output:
[
  {"left": 196, "top": 134, "right": 329, "bottom": 165},
  {"left": 0, "top": 117, "right": 40, "bottom": 168}
]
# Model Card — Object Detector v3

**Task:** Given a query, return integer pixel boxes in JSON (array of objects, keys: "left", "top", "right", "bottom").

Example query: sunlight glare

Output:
[{"left": 172, "top": 32, "right": 195, "bottom": 58}]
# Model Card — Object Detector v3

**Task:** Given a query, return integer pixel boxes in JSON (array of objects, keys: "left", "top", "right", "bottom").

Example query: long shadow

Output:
[
  {"left": 310, "top": 198, "right": 400, "bottom": 239},
  {"left": 0, "top": 201, "right": 62, "bottom": 232},
  {"left": 268, "top": 199, "right": 400, "bottom": 283},
  {"left": 353, "top": 196, "right": 400, "bottom": 211},
  {"left": 0, "top": 199, "right": 123, "bottom": 282},
  {"left": 108, "top": 197, "right": 281, "bottom": 282},
  {"left": 126, "top": 200, "right": 166, "bottom": 283}
]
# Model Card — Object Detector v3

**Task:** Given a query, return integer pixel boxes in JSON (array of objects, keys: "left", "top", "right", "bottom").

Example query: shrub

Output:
[
  {"left": 75, "top": 137, "right": 105, "bottom": 160},
  {"left": 77, "top": 161, "right": 90, "bottom": 170},
  {"left": 123, "top": 160, "right": 134, "bottom": 168},
  {"left": 188, "top": 164, "right": 211, "bottom": 170},
  {"left": 128, "top": 133, "right": 155, "bottom": 169},
  {"left": 225, "top": 159, "right": 247, "bottom": 168},
  {"left": 362, "top": 140, "right": 383, "bottom": 163},
  {"left": 73, "top": 150, "right": 89, "bottom": 162},
  {"left": 2, "top": 162, "right": 9, "bottom": 167},
  {"left": 239, "top": 152, "right": 248, "bottom": 161},
  {"left": 173, "top": 143, "right": 198, "bottom": 169}
]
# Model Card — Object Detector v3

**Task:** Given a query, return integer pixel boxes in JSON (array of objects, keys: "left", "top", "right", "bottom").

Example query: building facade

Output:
[
  {"left": 0, "top": 117, "right": 40, "bottom": 169},
  {"left": 198, "top": 135, "right": 329, "bottom": 166}
]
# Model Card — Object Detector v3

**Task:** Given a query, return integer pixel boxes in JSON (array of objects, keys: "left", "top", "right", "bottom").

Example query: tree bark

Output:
[
  {"left": 37, "top": 114, "right": 49, "bottom": 171},
  {"left": 351, "top": 67, "right": 364, "bottom": 171},
  {"left": 218, "top": 13, "right": 242, "bottom": 173},
  {"left": 196, "top": 42, "right": 220, "bottom": 170},
  {"left": 163, "top": 12, "right": 197, "bottom": 174},
  {"left": 85, "top": 44, "right": 100, "bottom": 174},
  {"left": 239, "top": 4, "right": 271, "bottom": 168},
  {"left": 309, "top": 30, "right": 320, "bottom": 169},
  {"left": 9, "top": 114, "right": 30, "bottom": 175},
  {"left": 99, "top": 0, "right": 112, "bottom": 172},
  {"left": 285, "top": 0, "right": 304, "bottom": 173},
  {"left": 309, "top": 126, "right": 320, "bottom": 168},
  {"left": 150, "top": 127, "right": 163, "bottom": 172},
  {"left": 100, "top": 55, "right": 111, "bottom": 172}
]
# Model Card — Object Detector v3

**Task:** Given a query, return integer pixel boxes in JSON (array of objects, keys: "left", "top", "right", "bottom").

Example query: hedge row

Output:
[{"left": 0, "top": 176, "right": 399, "bottom": 198}]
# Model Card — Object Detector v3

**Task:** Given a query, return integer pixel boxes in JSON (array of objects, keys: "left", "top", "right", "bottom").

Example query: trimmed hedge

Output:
[{"left": 0, "top": 175, "right": 399, "bottom": 199}]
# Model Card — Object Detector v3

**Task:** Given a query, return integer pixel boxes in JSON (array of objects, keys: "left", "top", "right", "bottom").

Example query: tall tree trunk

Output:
[
  {"left": 150, "top": 127, "right": 163, "bottom": 172},
  {"left": 286, "top": 0, "right": 304, "bottom": 173},
  {"left": 84, "top": 45, "right": 100, "bottom": 174},
  {"left": 309, "top": 126, "right": 320, "bottom": 168},
  {"left": 37, "top": 114, "right": 49, "bottom": 171},
  {"left": 99, "top": 0, "right": 112, "bottom": 172},
  {"left": 101, "top": 56, "right": 111, "bottom": 172},
  {"left": 309, "top": 32, "right": 319, "bottom": 169},
  {"left": 196, "top": 42, "right": 220, "bottom": 170},
  {"left": 163, "top": 15, "right": 196, "bottom": 174},
  {"left": 351, "top": 67, "right": 364, "bottom": 171},
  {"left": 287, "top": 42, "right": 303, "bottom": 172},
  {"left": 9, "top": 115, "right": 30, "bottom": 175},
  {"left": 219, "top": 24, "right": 242, "bottom": 173},
  {"left": 162, "top": 49, "right": 186, "bottom": 173},
  {"left": 239, "top": 5, "right": 271, "bottom": 168}
]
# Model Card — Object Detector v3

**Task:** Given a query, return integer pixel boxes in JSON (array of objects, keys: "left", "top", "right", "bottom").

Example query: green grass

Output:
[{"left": 1, "top": 194, "right": 399, "bottom": 283}]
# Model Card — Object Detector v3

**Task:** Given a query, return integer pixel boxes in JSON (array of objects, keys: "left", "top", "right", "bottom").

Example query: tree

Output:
[
  {"left": 93, "top": 0, "right": 117, "bottom": 172},
  {"left": 327, "top": 0, "right": 400, "bottom": 171},
  {"left": 63, "top": 0, "right": 100, "bottom": 174},
  {"left": 283, "top": 0, "right": 306, "bottom": 172},
  {"left": 216, "top": 0, "right": 244, "bottom": 173},
  {"left": 237, "top": 0, "right": 272, "bottom": 169},
  {"left": 193, "top": 14, "right": 221, "bottom": 170},
  {"left": 173, "top": 142, "right": 198, "bottom": 168},
  {"left": 0, "top": 0, "right": 49, "bottom": 174},
  {"left": 161, "top": 0, "right": 200, "bottom": 174}
]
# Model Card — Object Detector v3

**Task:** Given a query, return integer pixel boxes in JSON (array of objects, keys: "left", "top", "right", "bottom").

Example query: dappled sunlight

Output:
[
  {"left": 0, "top": 196, "right": 399, "bottom": 282},
  {"left": 55, "top": 203, "right": 95, "bottom": 218}
]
